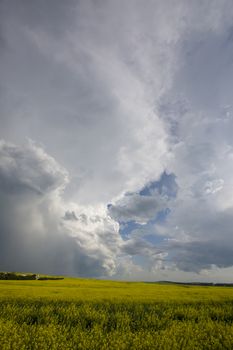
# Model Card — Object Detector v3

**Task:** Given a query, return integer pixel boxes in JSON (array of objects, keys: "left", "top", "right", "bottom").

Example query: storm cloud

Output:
[
  {"left": 0, "top": 141, "right": 121, "bottom": 276},
  {"left": 1, "top": 0, "right": 233, "bottom": 281}
]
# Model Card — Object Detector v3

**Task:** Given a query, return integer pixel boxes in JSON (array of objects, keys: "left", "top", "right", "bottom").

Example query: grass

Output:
[{"left": 1, "top": 277, "right": 233, "bottom": 349}]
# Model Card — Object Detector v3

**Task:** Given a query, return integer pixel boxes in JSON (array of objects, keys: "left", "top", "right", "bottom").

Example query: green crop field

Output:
[{"left": 1, "top": 277, "right": 233, "bottom": 349}]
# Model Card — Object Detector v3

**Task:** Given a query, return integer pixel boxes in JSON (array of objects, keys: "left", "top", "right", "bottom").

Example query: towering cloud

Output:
[{"left": 0, "top": 141, "right": 121, "bottom": 276}]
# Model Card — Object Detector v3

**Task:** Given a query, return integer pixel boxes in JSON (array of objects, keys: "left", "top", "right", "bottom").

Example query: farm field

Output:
[{"left": 1, "top": 277, "right": 233, "bottom": 349}]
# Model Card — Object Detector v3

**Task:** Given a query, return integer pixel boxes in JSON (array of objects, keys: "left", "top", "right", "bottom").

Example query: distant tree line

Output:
[
  {"left": 154, "top": 281, "right": 233, "bottom": 287},
  {"left": 0, "top": 272, "right": 63, "bottom": 280}
]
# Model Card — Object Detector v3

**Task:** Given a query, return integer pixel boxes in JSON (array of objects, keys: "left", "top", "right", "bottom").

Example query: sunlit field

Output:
[{"left": 1, "top": 277, "right": 233, "bottom": 349}]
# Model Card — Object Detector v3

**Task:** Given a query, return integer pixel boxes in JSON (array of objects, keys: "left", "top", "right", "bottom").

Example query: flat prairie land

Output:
[{"left": 1, "top": 277, "right": 233, "bottom": 349}]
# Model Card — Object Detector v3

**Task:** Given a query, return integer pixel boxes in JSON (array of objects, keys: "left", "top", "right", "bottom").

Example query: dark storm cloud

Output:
[
  {"left": 170, "top": 240, "right": 233, "bottom": 273},
  {"left": 0, "top": 140, "right": 68, "bottom": 195},
  {"left": 0, "top": 141, "right": 119, "bottom": 277},
  {"left": 122, "top": 237, "right": 164, "bottom": 257},
  {"left": 0, "top": 0, "right": 75, "bottom": 36},
  {"left": 108, "top": 193, "right": 166, "bottom": 224}
]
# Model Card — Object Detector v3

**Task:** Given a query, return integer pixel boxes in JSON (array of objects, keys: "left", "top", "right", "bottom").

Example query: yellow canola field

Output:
[{"left": 1, "top": 278, "right": 233, "bottom": 349}]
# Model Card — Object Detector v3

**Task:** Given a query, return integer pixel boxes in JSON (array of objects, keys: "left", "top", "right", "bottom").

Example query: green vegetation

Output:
[
  {"left": 1, "top": 277, "right": 233, "bottom": 349},
  {"left": 0, "top": 272, "right": 64, "bottom": 281}
]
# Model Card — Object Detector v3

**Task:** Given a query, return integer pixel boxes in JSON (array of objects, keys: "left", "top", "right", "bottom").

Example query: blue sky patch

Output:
[{"left": 139, "top": 172, "right": 178, "bottom": 198}]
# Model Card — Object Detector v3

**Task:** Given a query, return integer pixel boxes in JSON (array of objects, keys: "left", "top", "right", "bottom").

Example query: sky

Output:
[{"left": 1, "top": 0, "right": 233, "bottom": 282}]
